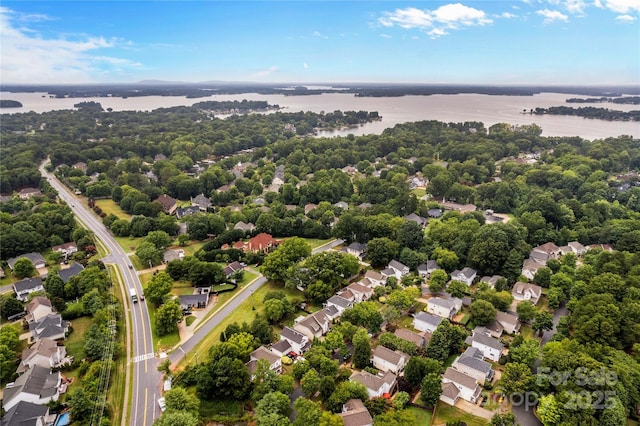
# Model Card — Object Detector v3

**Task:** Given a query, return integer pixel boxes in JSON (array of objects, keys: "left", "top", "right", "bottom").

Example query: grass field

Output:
[
  {"left": 95, "top": 199, "right": 131, "bottom": 220},
  {"left": 304, "top": 238, "right": 333, "bottom": 249},
  {"left": 411, "top": 188, "right": 427, "bottom": 198},
  {"left": 181, "top": 241, "right": 206, "bottom": 256},
  {"left": 171, "top": 280, "right": 195, "bottom": 296},
  {"left": 178, "top": 280, "right": 302, "bottom": 370},
  {"left": 195, "top": 270, "right": 259, "bottom": 327},
  {"left": 406, "top": 406, "right": 433, "bottom": 425},
  {"left": 66, "top": 316, "right": 94, "bottom": 360},
  {"left": 146, "top": 300, "right": 181, "bottom": 352},
  {"left": 115, "top": 235, "right": 145, "bottom": 253},
  {"left": 433, "top": 401, "right": 490, "bottom": 426}
]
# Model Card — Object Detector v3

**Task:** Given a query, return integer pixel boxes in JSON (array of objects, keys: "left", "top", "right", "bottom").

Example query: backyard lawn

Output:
[
  {"left": 95, "top": 199, "right": 131, "bottom": 220},
  {"left": 115, "top": 235, "right": 145, "bottom": 253},
  {"left": 66, "top": 315, "right": 93, "bottom": 360},
  {"left": 433, "top": 401, "right": 490, "bottom": 426},
  {"left": 405, "top": 406, "right": 433, "bottom": 425},
  {"left": 146, "top": 301, "right": 181, "bottom": 352}
]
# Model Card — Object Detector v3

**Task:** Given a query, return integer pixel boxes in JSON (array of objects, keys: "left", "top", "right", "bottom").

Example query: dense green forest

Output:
[{"left": 531, "top": 106, "right": 640, "bottom": 121}]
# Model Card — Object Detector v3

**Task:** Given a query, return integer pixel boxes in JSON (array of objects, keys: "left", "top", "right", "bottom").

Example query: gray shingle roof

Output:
[
  {"left": 281, "top": 326, "right": 306, "bottom": 345},
  {"left": 13, "top": 278, "right": 43, "bottom": 293},
  {"left": 1, "top": 401, "right": 49, "bottom": 426},
  {"left": 415, "top": 311, "right": 443, "bottom": 327},
  {"left": 58, "top": 263, "right": 84, "bottom": 284}
]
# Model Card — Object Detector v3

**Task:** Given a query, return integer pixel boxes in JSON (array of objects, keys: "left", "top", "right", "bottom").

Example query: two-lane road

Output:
[{"left": 40, "top": 162, "right": 160, "bottom": 426}]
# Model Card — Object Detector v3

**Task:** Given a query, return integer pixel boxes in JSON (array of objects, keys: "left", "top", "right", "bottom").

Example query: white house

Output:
[
  {"left": 350, "top": 370, "right": 397, "bottom": 398},
  {"left": 450, "top": 267, "right": 477, "bottom": 286},
  {"left": 18, "top": 339, "right": 69, "bottom": 374},
  {"left": 441, "top": 367, "right": 482, "bottom": 404},
  {"left": 29, "top": 314, "right": 68, "bottom": 342},
  {"left": 2, "top": 366, "right": 62, "bottom": 410},
  {"left": 51, "top": 242, "right": 78, "bottom": 257},
  {"left": 426, "top": 297, "right": 462, "bottom": 320},
  {"left": 294, "top": 310, "right": 331, "bottom": 340},
  {"left": 530, "top": 242, "right": 560, "bottom": 265},
  {"left": 325, "top": 295, "right": 353, "bottom": 315},
  {"left": 371, "top": 345, "right": 409, "bottom": 375},
  {"left": 270, "top": 340, "right": 293, "bottom": 358},
  {"left": 280, "top": 326, "right": 310, "bottom": 354},
  {"left": 512, "top": 282, "right": 542, "bottom": 305},
  {"left": 452, "top": 347, "right": 495, "bottom": 384},
  {"left": 465, "top": 331, "right": 504, "bottom": 362},
  {"left": 568, "top": 241, "right": 587, "bottom": 255},
  {"left": 363, "top": 270, "right": 386, "bottom": 288},
  {"left": 413, "top": 311, "right": 443, "bottom": 333},
  {"left": 13, "top": 278, "right": 45, "bottom": 302},
  {"left": 387, "top": 260, "right": 410, "bottom": 280},
  {"left": 247, "top": 346, "right": 282, "bottom": 375},
  {"left": 25, "top": 296, "right": 54, "bottom": 324},
  {"left": 1, "top": 401, "right": 50, "bottom": 426},
  {"left": 495, "top": 311, "right": 521, "bottom": 335},
  {"left": 479, "top": 275, "right": 504, "bottom": 289},
  {"left": 345, "top": 283, "right": 373, "bottom": 303},
  {"left": 346, "top": 242, "right": 367, "bottom": 259},
  {"left": 521, "top": 258, "right": 545, "bottom": 281}
]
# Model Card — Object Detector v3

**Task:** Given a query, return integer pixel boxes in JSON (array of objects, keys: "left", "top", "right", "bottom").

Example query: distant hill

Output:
[{"left": 0, "top": 100, "right": 22, "bottom": 108}]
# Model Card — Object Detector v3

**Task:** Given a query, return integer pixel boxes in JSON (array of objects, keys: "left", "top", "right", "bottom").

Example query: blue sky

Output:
[{"left": 1, "top": 1, "right": 638, "bottom": 85}]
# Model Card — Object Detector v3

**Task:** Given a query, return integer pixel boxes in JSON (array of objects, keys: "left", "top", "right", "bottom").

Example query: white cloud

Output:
[
  {"left": 380, "top": 33, "right": 392, "bottom": 38},
  {"left": 615, "top": 13, "right": 637, "bottom": 20},
  {"left": 537, "top": 9, "right": 569, "bottom": 23},
  {"left": 312, "top": 30, "right": 328, "bottom": 39},
  {"left": 601, "top": 0, "right": 640, "bottom": 13},
  {"left": 499, "top": 12, "right": 519, "bottom": 18},
  {"left": 565, "top": 0, "right": 588, "bottom": 14},
  {"left": 251, "top": 66, "right": 278, "bottom": 78},
  {"left": 303, "top": 63, "right": 308, "bottom": 69},
  {"left": 0, "top": 7, "right": 138, "bottom": 83},
  {"left": 378, "top": 3, "right": 492, "bottom": 38}
]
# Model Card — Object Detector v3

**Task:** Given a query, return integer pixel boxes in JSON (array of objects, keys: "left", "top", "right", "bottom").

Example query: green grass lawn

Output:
[
  {"left": 199, "top": 398, "right": 247, "bottom": 423},
  {"left": 185, "top": 316, "right": 196, "bottom": 326},
  {"left": 520, "top": 324, "right": 535, "bottom": 339},
  {"left": 95, "top": 199, "right": 131, "bottom": 220},
  {"left": 115, "top": 235, "right": 145, "bottom": 253},
  {"left": 181, "top": 241, "right": 206, "bottom": 256},
  {"left": 411, "top": 188, "right": 427, "bottom": 198},
  {"left": 171, "top": 280, "right": 195, "bottom": 296},
  {"left": 178, "top": 280, "right": 302, "bottom": 370},
  {"left": 66, "top": 316, "right": 94, "bottom": 360},
  {"left": 303, "top": 238, "right": 333, "bottom": 249},
  {"left": 443, "top": 353, "right": 459, "bottom": 369},
  {"left": 434, "top": 401, "right": 490, "bottom": 426},
  {"left": 405, "top": 406, "right": 433, "bottom": 425}
]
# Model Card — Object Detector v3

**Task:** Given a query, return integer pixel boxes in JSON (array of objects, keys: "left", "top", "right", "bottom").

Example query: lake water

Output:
[{"left": 1, "top": 91, "right": 638, "bottom": 140}]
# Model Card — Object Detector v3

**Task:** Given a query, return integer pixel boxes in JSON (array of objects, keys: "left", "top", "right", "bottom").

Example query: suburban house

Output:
[
  {"left": 17, "top": 188, "right": 43, "bottom": 200},
  {"left": 234, "top": 221, "right": 255, "bottom": 232},
  {"left": 280, "top": 326, "right": 310, "bottom": 354},
  {"left": 363, "top": 270, "right": 386, "bottom": 288},
  {"left": 479, "top": 275, "right": 504, "bottom": 289},
  {"left": 13, "top": 278, "right": 45, "bottom": 302},
  {"left": 29, "top": 314, "right": 69, "bottom": 342},
  {"left": 163, "top": 248, "right": 185, "bottom": 263},
  {"left": 346, "top": 242, "right": 367, "bottom": 259},
  {"left": 246, "top": 346, "right": 282, "bottom": 375},
  {"left": 568, "top": 241, "right": 587, "bottom": 255},
  {"left": 51, "top": 242, "right": 78, "bottom": 257},
  {"left": 323, "top": 305, "right": 341, "bottom": 321},
  {"left": 223, "top": 261, "right": 244, "bottom": 278},
  {"left": 465, "top": 331, "right": 504, "bottom": 362},
  {"left": 246, "top": 233, "right": 278, "bottom": 253},
  {"left": 403, "top": 213, "right": 428, "bottom": 227},
  {"left": 0, "top": 401, "right": 51, "bottom": 426},
  {"left": 452, "top": 347, "right": 495, "bottom": 384},
  {"left": 304, "top": 203, "right": 317, "bottom": 215},
  {"left": 58, "top": 263, "right": 84, "bottom": 284},
  {"left": 339, "top": 399, "right": 373, "bottom": 426},
  {"left": 8, "top": 253, "right": 46, "bottom": 270},
  {"left": 426, "top": 297, "right": 462, "bottom": 320},
  {"left": 175, "top": 205, "right": 200, "bottom": 220},
  {"left": 345, "top": 282, "right": 373, "bottom": 303},
  {"left": 387, "top": 260, "right": 410, "bottom": 280},
  {"left": 269, "top": 340, "right": 292, "bottom": 358},
  {"left": 416, "top": 263, "right": 429, "bottom": 277},
  {"left": 17, "top": 338, "right": 69, "bottom": 374},
  {"left": 440, "top": 367, "right": 482, "bottom": 405},
  {"left": 350, "top": 370, "right": 397, "bottom": 398},
  {"left": 450, "top": 267, "right": 478, "bottom": 286},
  {"left": 335, "top": 289, "right": 355, "bottom": 303},
  {"left": 325, "top": 295, "right": 353, "bottom": 315},
  {"left": 154, "top": 194, "right": 178, "bottom": 215},
  {"left": 394, "top": 328, "right": 429, "bottom": 348},
  {"left": 416, "top": 260, "right": 442, "bottom": 278},
  {"left": 334, "top": 201, "right": 349, "bottom": 210},
  {"left": 178, "top": 294, "right": 209, "bottom": 310},
  {"left": 521, "top": 258, "right": 545, "bottom": 281},
  {"left": 413, "top": 311, "right": 443, "bottom": 333},
  {"left": 294, "top": 309, "right": 331, "bottom": 340},
  {"left": 495, "top": 311, "right": 521, "bottom": 335},
  {"left": 512, "top": 282, "right": 543, "bottom": 305},
  {"left": 427, "top": 208, "right": 443, "bottom": 218},
  {"left": 371, "top": 345, "right": 409, "bottom": 375},
  {"left": 530, "top": 242, "right": 560, "bottom": 265},
  {"left": 190, "top": 194, "right": 212, "bottom": 211},
  {"left": 25, "top": 297, "right": 54, "bottom": 324},
  {"left": 2, "top": 365, "right": 62, "bottom": 410}
]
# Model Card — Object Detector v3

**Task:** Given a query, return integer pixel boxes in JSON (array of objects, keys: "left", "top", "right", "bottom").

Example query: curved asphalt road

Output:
[{"left": 39, "top": 162, "right": 160, "bottom": 426}]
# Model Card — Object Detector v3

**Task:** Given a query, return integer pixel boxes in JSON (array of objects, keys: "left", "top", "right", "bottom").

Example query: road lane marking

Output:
[
  {"left": 131, "top": 353, "right": 155, "bottom": 363},
  {"left": 143, "top": 388, "right": 148, "bottom": 426}
]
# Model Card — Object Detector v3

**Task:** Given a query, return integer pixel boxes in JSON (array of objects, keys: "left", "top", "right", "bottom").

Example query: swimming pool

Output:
[{"left": 55, "top": 412, "right": 70, "bottom": 426}]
